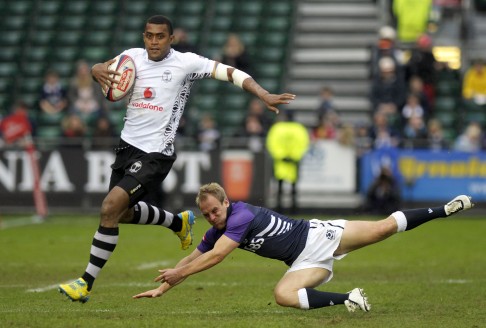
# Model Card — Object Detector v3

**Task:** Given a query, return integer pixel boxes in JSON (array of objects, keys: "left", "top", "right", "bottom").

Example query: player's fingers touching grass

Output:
[{"left": 132, "top": 288, "right": 163, "bottom": 299}]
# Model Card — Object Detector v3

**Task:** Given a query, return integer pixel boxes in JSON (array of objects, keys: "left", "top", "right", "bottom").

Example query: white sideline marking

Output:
[
  {"left": 26, "top": 279, "right": 473, "bottom": 294},
  {"left": 0, "top": 216, "right": 43, "bottom": 230},
  {"left": 25, "top": 280, "right": 244, "bottom": 293},
  {"left": 27, "top": 283, "right": 65, "bottom": 293},
  {"left": 443, "top": 279, "right": 469, "bottom": 284},
  {"left": 136, "top": 260, "right": 172, "bottom": 270}
]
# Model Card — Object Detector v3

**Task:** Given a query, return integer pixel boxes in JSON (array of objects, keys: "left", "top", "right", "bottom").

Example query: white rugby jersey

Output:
[{"left": 119, "top": 48, "right": 215, "bottom": 155}]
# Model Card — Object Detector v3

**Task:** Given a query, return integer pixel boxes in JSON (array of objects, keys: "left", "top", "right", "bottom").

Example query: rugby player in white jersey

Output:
[{"left": 59, "top": 15, "right": 295, "bottom": 303}]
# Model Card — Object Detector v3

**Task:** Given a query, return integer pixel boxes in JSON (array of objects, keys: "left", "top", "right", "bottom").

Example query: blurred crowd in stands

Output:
[{"left": 1, "top": 2, "right": 486, "bottom": 157}]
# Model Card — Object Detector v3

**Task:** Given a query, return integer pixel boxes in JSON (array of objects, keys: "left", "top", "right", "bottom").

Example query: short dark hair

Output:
[{"left": 146, "top": 15, "right": 173, "bottom": 35}]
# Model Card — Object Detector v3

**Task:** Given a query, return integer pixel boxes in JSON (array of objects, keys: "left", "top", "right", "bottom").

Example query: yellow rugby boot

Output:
[
  {"left": 59, "top": 278, "right": 90, "bottom": 303},
  {"left": 175, "top": 210, "right": 195, "bottom": 250}
]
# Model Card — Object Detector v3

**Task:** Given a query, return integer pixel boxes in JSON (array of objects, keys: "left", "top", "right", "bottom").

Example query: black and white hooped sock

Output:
[{"left": 131, "top": 201, "right": 182, "bottom": 232}]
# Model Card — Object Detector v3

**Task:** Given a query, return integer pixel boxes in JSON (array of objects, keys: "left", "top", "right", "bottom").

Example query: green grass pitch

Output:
[{"left": 0, "top": 213, "right": 485, "bottom": 328}]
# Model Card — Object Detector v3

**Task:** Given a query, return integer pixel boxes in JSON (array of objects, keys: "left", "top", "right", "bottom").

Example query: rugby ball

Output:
[{"left": 102, "top": 54, "right": 136, "bottom": 102}]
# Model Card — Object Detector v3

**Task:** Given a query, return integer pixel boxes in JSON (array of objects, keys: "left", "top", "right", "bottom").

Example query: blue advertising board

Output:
[{"left": 360, "top": 149, "right": 486, "bottom": 201}]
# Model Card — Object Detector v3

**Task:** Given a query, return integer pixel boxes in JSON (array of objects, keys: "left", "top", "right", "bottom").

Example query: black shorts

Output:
[{"left": 110, "top": 139, "right": 176, "bottom": 207}]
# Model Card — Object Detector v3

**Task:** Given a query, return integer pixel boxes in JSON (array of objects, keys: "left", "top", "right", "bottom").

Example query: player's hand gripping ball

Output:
[{"left": 101, "top": 55, "right": 136, "bottom": 102}]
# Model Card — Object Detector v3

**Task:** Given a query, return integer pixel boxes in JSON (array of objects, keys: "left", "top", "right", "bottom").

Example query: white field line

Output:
[
  {"left": 25, "top": 280, "right": 246, "bottom": 293},
  {"left": 24, "top": 278, "right": 474, "bottom": 294},
  {"left": 27, "top": 283, "right": 66, "bottom": 293},
  {"left": 0, "top": 216, "right": 43, "bottom": 230},
  {"left": 0, "top": 308, "right": 287, "bottom": 314},
  {"left": 136, "top": 260, "right": 172, "bottom": 270}
]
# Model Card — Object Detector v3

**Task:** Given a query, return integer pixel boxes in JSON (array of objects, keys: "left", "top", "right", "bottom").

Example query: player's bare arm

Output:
[
  {"left": 132, "top": 248, "right": 203, "bottom": 299},
  {"left": 160, "top": 235, "right": 239, "bottom": 286},
  {"left": 212, "top": 62, "right": 296, "bottom": 114},
  {"left": 91, "top": 58, "right": 121, "bottom": 90}
]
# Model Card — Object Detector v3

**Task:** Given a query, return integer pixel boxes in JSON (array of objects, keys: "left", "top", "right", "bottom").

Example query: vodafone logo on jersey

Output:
[
  {"left": 131, "top": 87, "right": 163, "bottom": 111},
  {"left": 143, "top": 87, "right": 156, "bottom": 100}
]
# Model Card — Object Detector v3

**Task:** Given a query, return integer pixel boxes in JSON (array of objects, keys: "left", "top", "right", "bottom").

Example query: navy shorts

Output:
[{"left": 110, "top": 139, "right": 176, "bottom": 207}]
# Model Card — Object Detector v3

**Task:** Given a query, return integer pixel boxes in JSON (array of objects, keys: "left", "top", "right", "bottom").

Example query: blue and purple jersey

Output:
[{"left": 197, "top": 202, "right": 310, "bottom": 266}]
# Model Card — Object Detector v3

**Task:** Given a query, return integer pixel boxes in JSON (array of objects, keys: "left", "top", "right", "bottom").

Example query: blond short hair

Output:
[{"left": 195, "top": 182, "right": 227, "bottom": 207}]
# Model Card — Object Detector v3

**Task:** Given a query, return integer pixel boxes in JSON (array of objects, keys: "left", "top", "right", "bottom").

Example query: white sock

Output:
[
  {"left": 297, "top": 288, "right": 310, "bottom": 310},
  {"left": 392, "top": 211, "right": 407, "bottom": 232}
]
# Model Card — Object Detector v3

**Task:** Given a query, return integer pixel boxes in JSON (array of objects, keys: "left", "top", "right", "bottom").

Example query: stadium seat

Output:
[
  {"left": 462, "top": 99, "right": 486, "bottom": 112},
  {"left": 57, "top": 16, "right": 86, "bottom": 30},
  {"left": 36, "top": 126, "right": 62, "bottom": 150},
  {"left": 108, "top": 109, "right": 126, "bottom": 133},
  {"left": 232, "top": 17, "right": 261, "bottom": 31},
  {"left": 54, "top": 62, "right": 74, "bottom": 77},
  {"left": 267, "top": 2, "right": 292, "bottom": 16},
  {"left": 258, "top": 78, "right": 280, "bottom": 93},
  {"left": 198, "top": 79, "right": 220, "bottom": 94},
  {"left": 0, "top": 63, "right": 17, "bottom": 77},
  {"left": 120, "top": 14, "right": 146, "bottom": 31},
  {"left": 4, "top": 15, "right": 27, "bottom": 30},
  {"left": 177, "top": 16, "right": 202, "bottom": 30},
  {"left": 80, "top": 47, "right": 111, "bottom": 63},
  {"left": 52, "top": 46, "right": 79, "bottom": 61},
  {"left": 61, "top": 1, "right": 88, "bottom": 15},
  {"left": 465, "top": 111, "right": 486, "bottom": 124},
  {"left": 38, "top": 0, "right": 62, "bottom": 15},
  {"left": 118, "top": 31, "right": 144, "bottom": 48},
  {"left": 435, "top": 79, "right": 461, "bottom": 96},
  {"left": 257, "top": 32, "right": 288, "bottom": 48},
  {"left": 256, "top": 47, "right": 285, "bottom": 62},
  {"left": 434, "top": 111, "right": 456, "bottom": 129},
  {"left": 22, "top": 93, "right": 38, "bottom": 108},
  {"left": 194, "top": 95, "right": 218, "bottom": 112},
  {"left": 6, "top": 0, "right": 33, "bottom": 15},
  {"left": 88, "top": 1, "right": 118, "bottom": 15},
  {"left": 241, "top": 1, "right": 263, "bottom": 15},
  {"left": 210, "top": 17, "right": 232, "bottom": 31},
  {"left": 0, "top": 31, "right": 24, "bottom": 46},
  {"left": 35, "top": 16, "right": 58, "bottom": 30},
  {"left": 238, "top": 32, "right": 258, "bottom": 48},
  {"left": 207, "top": 31, "right": 229, "bottom": 47},
  {"left": 177, "top": 1, "right": 204, "bottom": 15},
  {"left": 83, "top": 32, "right": 112, "bottom": 46},
  {"left": 0, "top": 94, "right": 10, "bottom": 111},
  {"left": 434, "top": 96, "right": 457, "bottom": 112},
  {"left": 262, "top": 17, "right": 290, "bottom": 31},
  {"left": 0, "top": 47, "right": 20, "bottom": 62},
  {"left": 20, "top": 77, "right": 42, "bottom": 95},
  {"left": 221, "top": 93, "right": 249, "bottom": 110},
  {"left": 125, "top": 2, "right": 148, "bottom": 15},
  {"left": 32, "top": 31, "right": 55, "bottom": 46},
  {"left": 0, "top": 77, "right": 12, "bottom": 93},
  {"left": 442, "top": 128, "right": 456, "bottom": 142},
  {"left": 38, "top": 111, "right": 65, "bottom": 126},
  {"left": 26, "top": 46, "right": 49, "bottom": 62},
  {"left": 22, "top": 62, "right": 46, "bottom": 77},
  {"left": 254, "top": 63, "right": 282, "bottom": 78},
  {"left": 436, "top": 68, "right": 460, "bottom": 82},
  {"left": 150, "top": 1, "right": 176, "bottom": 16}
]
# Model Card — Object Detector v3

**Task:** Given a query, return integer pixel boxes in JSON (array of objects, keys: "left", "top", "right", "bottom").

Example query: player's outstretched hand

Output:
[
  {"left": 132, "top": 287, "right": 164, "bottom": 299},
  {"left": 261, "top": 93, "right": 296, "bottom": 114},
  {"left": 91, "top": 58, "right": 121, "bottom": 90}
]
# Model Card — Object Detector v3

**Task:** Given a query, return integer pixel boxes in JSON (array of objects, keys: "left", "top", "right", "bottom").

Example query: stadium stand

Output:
[
  {"left": 432, "top": 69, "right": 462, "bottom": 142},
  {"left": 285, "top": 0, "right": 379, "bottom": 127},
  {"left": 2, "top": 0, "right": 484, "bottom": 145},
  {"left": 0, "top": 0, "right": 294, "bottom": 140}
]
